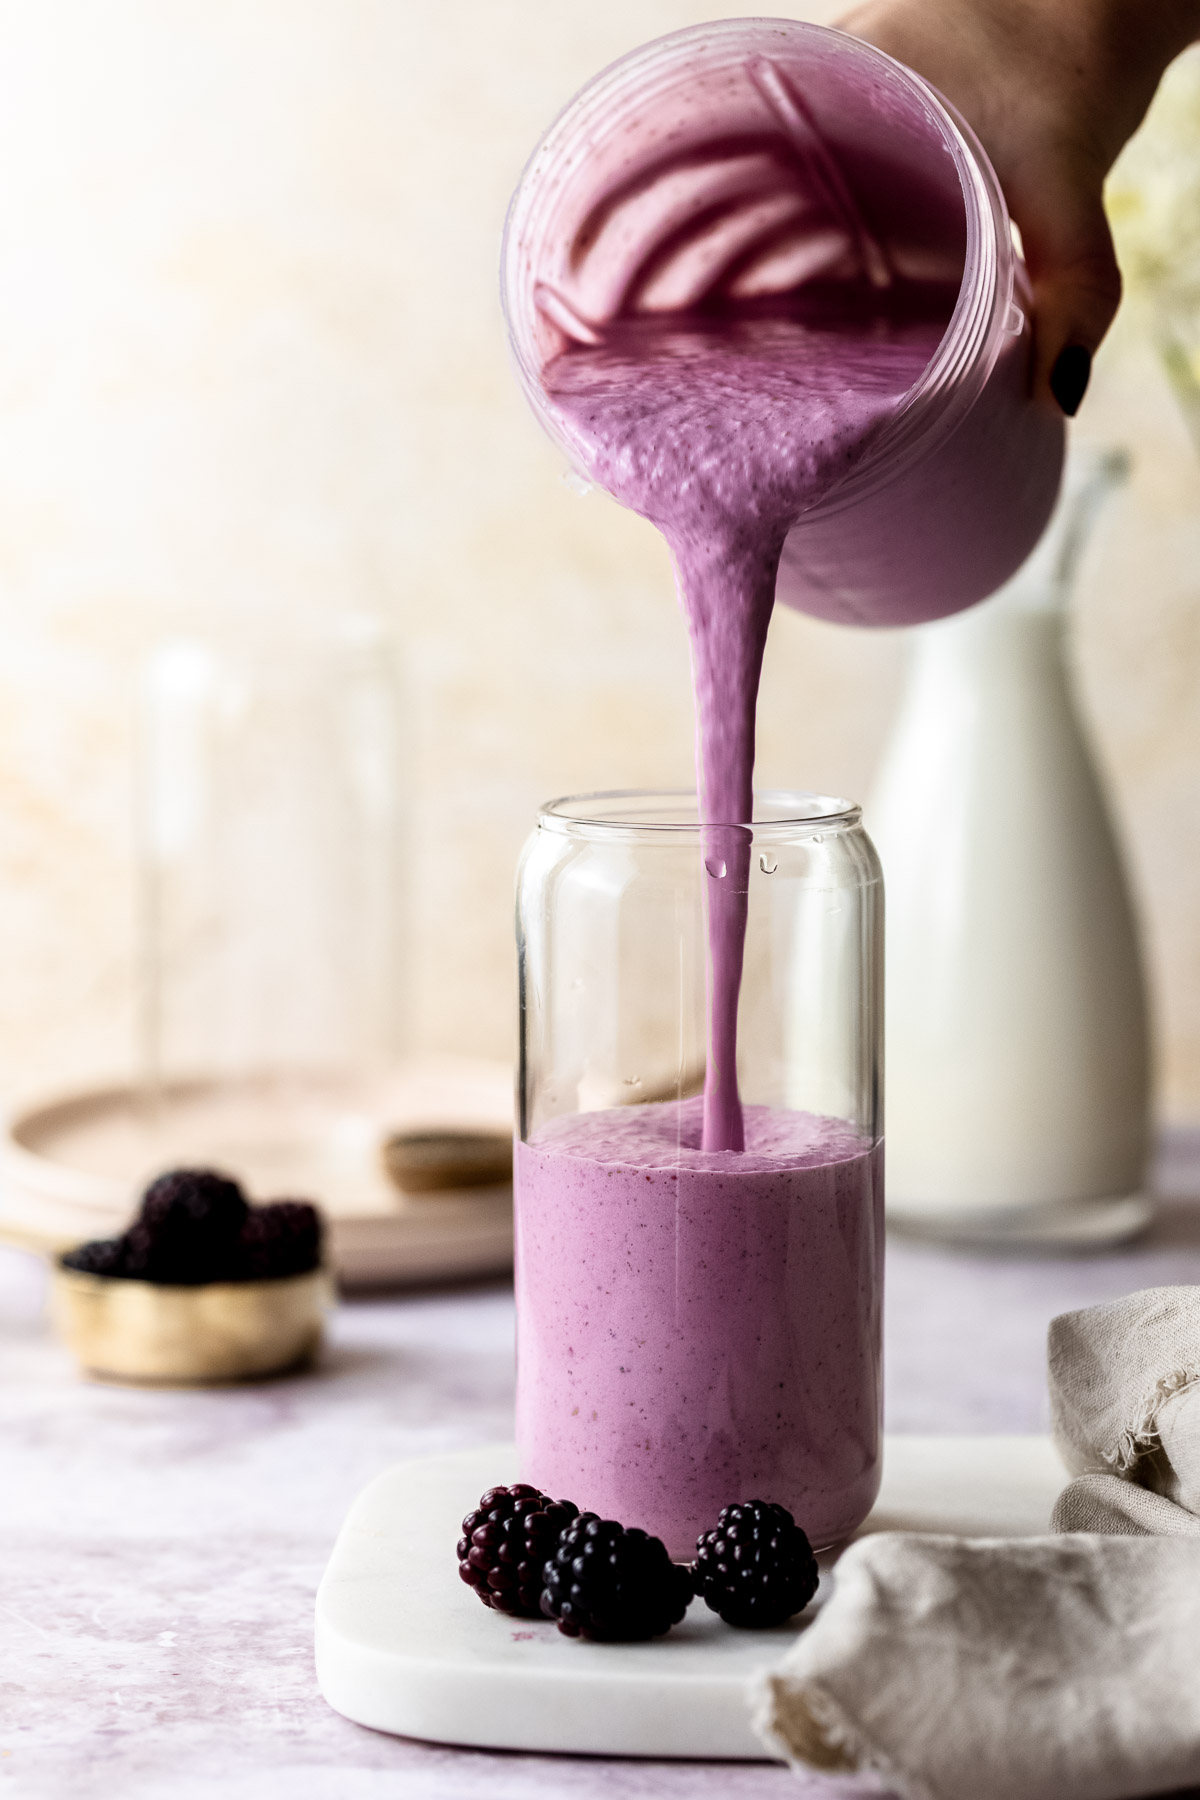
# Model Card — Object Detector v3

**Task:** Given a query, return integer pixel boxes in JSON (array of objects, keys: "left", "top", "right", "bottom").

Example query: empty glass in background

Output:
[{"left": 134, "top": 616, "right": 409, "bottom": 1205}]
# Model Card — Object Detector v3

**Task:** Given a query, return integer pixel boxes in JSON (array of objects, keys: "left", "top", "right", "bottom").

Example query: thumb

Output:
[{"left": 1014, "top": 179, "right": 1122, "bottom": 415}]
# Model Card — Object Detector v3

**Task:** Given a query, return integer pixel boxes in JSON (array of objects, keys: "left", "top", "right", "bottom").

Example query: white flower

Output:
[{"left": 1108, "top": 46, "right": 1200, "bottom": 308}]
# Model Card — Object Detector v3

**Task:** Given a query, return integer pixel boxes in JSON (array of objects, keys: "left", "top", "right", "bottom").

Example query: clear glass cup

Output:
[
  {"left": 502, "top": 17, "right": 1063, "bottom": 629},
  {"left": 514, "top": 790, "right": 884, "bottom": 1556},
  {"left": 132, "top": 615, "right": 410, "bottom": 1206}
]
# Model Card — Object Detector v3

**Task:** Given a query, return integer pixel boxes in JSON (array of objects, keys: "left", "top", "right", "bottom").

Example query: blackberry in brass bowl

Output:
[{"left": 53, "top": 1168, "right": 330, "bottom": 1385}]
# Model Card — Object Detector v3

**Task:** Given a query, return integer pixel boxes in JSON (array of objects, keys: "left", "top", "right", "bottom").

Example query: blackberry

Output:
[
  {"left": 61, "top": 1235, "right": 130, "bottom": 1278},
  {"left": 458, "top": 1484, "right": 579, "bottom": 1616},
  {"left": 693, "top": 1500, "right": 819, "bottom": 1628},
  {"left": 135, "top": 1168, "right": 250, "bottom": 1284},
  {"left": 541, "top": 1515, "right": 693, "bottom": 1641},
  {"left": 61, "top": 1220, "right": 165, "bottom": 1281},
  {"left": 238, "top": 1201, "right": 323, "bottom": 1280},
  {"left": 140, "top": 1166, "right": 248, "bottom": 1236},
  {"left": 120, "top": 1220, "right": 162, "bottom": 1280},
  {"left": 60, "top": 1181, "right": 324, "bottom": 1287}
]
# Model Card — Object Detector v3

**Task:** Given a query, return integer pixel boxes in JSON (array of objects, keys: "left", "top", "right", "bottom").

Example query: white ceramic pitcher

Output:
[{"left": 868, "top": 446, "right": 1152, "bottom": 1245}]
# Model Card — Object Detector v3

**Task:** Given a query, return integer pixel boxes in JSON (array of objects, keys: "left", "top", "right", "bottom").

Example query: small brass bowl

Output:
[{"left": 51, "top": 1262, "right": 332, "bottom": 1386}]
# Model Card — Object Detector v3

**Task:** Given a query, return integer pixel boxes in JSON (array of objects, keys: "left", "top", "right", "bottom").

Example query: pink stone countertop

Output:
[{"left": 4, "top": 1135, "right": 1200, "bottom": 1800}]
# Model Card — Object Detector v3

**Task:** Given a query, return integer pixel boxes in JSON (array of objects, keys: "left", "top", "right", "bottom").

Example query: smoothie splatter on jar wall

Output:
[{"left": 505, "top": 19, "right": 1062, "bottom": 1551}]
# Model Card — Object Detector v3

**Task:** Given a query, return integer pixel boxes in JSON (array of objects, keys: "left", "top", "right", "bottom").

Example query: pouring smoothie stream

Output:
[
  {"left": 506, "top": 18, "right": 1062, "bottom": 1549},
  {"left": 545, "top": 300, "right": 946, "bottom": 1149}
]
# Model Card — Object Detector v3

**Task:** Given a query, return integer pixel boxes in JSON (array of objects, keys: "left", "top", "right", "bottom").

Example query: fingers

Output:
[
  {"left": 1010, "top": 179, "right": 1123, "bottom": 414},
  {"left": 837, "top": 0, "right": 1129, "bottom": 415}
]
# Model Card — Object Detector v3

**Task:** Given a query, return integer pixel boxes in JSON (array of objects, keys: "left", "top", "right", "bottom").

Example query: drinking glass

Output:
[{"left": 514, "top": 789, "right": 884, "bottom": 1555}]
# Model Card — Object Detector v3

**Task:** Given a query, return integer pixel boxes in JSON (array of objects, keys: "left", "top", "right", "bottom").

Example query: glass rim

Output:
[{"left": 538, "top": 787, "right": 861, "bottom": 838}]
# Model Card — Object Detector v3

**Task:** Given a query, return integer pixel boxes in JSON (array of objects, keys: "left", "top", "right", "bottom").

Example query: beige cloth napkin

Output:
[
  {"left": 754, "top": 1286, "right": 1200, "bottom": 1800},
  {"left": 1050, "top": 1286, "right": 1200, "bottom": 1535}
]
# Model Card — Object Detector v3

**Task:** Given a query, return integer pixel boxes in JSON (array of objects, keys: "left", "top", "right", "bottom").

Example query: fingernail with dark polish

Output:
[{"left": 1049, "top": 345, "right": 1092, "bottom": 417}]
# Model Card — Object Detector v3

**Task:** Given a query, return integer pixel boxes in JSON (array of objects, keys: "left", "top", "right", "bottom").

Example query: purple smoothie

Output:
[
  {"left": 546, "top": 300, "right": 944, "bottom": 1145},
  {"left": 515, "top": 1099, "right": 884, "bottom": 1556}
]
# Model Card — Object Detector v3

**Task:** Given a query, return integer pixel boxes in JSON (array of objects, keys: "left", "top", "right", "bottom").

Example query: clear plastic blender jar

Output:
[{"left": 502, "top": 16, "right": 1064, "bottom": 627}]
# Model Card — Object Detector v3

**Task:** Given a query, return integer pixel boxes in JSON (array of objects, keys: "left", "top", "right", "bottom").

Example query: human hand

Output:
[{"left": 840, "top": 0, "right": 1200, "bottom": 411}]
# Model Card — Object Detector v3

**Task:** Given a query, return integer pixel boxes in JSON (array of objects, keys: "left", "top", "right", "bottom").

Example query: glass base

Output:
[{"left": 887, "top": 1191, "right": 1154, "bottom": 1252}]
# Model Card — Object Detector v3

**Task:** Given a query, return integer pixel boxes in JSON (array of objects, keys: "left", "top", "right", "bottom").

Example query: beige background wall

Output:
[{"left": 0, "top": 1, "right": 1197, "bottom": 1117}]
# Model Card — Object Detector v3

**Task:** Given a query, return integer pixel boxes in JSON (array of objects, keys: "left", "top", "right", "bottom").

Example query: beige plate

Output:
[{"left": 0, "top": 1055, "right": 514, "bottom": 1290}]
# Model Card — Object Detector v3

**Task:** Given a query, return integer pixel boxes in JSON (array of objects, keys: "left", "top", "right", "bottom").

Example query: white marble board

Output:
[{"left": 315, "top": 1435, "right": 1067, "bottom": 1761}]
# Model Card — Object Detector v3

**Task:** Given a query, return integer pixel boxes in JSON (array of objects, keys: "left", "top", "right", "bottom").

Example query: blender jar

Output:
[
  {"left": 502, "top": 16, "right": 1064, "bottom": 627},
  {"left": 514, "top": 790, "right": 884, "bottom": 1557}
]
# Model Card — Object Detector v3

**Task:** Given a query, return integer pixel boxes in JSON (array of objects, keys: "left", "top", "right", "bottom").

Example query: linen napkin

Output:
[
  {"left": 754, "top": 1286, "right": 1200, "bottom": 1800},
  {"left": 1050, "top": 1286, "right": 1200, "bottom": 1535}
]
